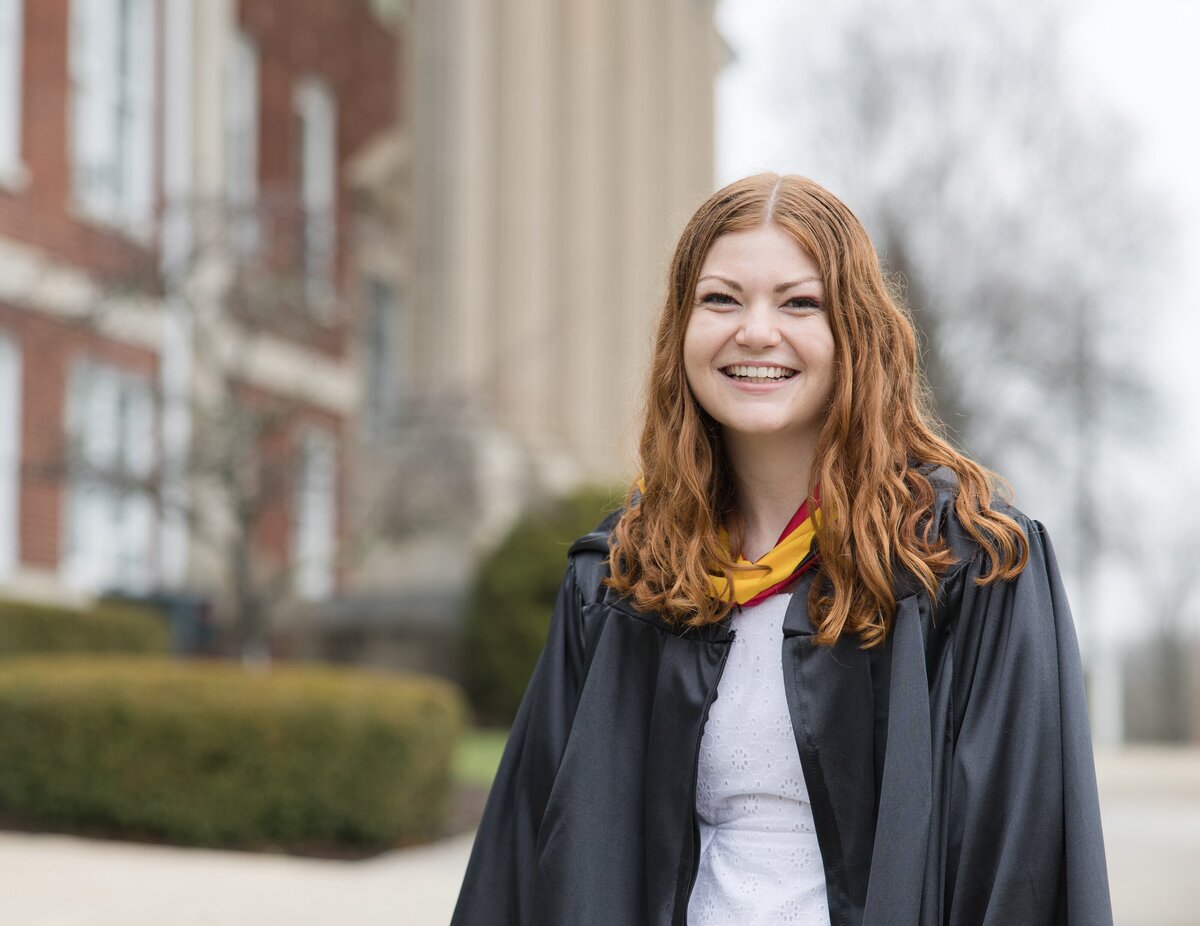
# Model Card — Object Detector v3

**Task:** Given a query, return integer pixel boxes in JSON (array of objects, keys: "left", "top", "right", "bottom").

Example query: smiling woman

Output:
[{"left": 451, "top": 174, "right": 1113, "bottom": 926}]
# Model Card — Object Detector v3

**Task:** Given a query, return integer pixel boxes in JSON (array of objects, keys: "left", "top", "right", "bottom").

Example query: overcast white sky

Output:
[
  {"left": 715, "top": 0, "right": 1200, "bottom": 495},
  {"left": 1067, "top": 0, "right": 1200, "bottom": 468}
]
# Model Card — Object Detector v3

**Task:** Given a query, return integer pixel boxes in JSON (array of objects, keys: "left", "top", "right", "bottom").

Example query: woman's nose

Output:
[{"left": 734, "top": 302, "right": 782, "bottom": 348}]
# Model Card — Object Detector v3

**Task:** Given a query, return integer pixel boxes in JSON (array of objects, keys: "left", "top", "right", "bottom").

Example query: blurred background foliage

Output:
[
  {"left": 461, "top": 485, "right": 621, "bottom": 726},
  {"left": 0, "top": 598, "right": 168, "bottom": 657},
  {"left": 0, "top": 656, "right": 463, "bottom": 851}
]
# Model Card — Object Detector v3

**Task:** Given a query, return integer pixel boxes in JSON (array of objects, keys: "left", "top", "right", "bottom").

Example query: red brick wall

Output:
[
  {"left": 0, "top": 0, "right": 387, "bottom": 594},
  {"left": 0, "top": 0, "right": 161, "bottom": 285},
  {"left": 0, "top": 303, "right": 158, "bottom": 572},
  {"left": 237, "top": 0, "right": 398, "bottom": 360},
  {"left": 1, "top": 0, "right": 163, "bottom": 580}
]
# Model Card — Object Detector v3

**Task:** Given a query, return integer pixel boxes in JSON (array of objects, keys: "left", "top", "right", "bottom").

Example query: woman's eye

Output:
[
  {"left": 786, "top": 297, "right": 822, "bottom": 310},
  {"left": 701, "top": 293, "right": 737, "bottom": 306}
]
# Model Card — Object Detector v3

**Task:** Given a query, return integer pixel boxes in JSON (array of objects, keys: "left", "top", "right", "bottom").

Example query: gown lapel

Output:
[
  {"left": 782, "top": 575, "right": 939, "bottom": 926},
  {"left": 861, "top": 593, "right": 937, "bottom": 926}
]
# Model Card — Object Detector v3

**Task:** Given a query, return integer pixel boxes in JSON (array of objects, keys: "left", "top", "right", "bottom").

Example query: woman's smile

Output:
[{"left": 721, "top": 364, "right": 799, "bottom": 383}]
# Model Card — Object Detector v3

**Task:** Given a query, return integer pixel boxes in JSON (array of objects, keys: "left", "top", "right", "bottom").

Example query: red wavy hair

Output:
[{"left": 605, "top": 174, "right": 1028, "bottom": 647}]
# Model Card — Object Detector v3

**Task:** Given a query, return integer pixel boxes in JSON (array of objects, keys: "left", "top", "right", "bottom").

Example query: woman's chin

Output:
[{"left": 721, "top": 420, "right": 821, "bottom": 445}]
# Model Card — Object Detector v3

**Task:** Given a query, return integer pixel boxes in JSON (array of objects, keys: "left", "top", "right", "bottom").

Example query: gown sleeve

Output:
[
  {"left": 944, "top": 516, "right": 1113, "bottom": 925},
  {"left": 450, "top": 557, "right": 590, "bottom": 925}
]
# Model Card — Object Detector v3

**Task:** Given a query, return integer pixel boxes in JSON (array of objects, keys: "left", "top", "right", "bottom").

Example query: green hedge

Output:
[
  {"left": 462, "top": 485, "right": 619, "bottom": 725},
  {"left": 0, "top": 598, "right": 168, "bottom": 658},
  {"left": 0, "top": 657, "right": 465, "bottom": 850}
]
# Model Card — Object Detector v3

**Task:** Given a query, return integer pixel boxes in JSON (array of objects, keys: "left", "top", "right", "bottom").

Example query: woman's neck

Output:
[{"left": 723, "top": 431, "right": 816, "bottom": 562}]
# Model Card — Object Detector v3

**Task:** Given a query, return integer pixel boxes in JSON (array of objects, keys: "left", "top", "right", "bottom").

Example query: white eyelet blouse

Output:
[{"left": 686, "top": 592, "right": 830, "bottom": 926}]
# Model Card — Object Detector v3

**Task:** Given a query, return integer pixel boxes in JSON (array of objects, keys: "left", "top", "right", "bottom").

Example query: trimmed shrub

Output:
[
  {"left": 462, "top": 485, "right": 620, "bottom": 725},
  {"left": 0, "top": 599, "right": 168, "bottom": 658},
  {"left": 0, "top": 657, "right": 465, "bottom": 850}
]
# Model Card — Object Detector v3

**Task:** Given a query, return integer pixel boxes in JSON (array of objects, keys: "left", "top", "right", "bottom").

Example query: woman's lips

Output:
[{"left": 720, "top": 364, "right": 799, "bottom": 385}]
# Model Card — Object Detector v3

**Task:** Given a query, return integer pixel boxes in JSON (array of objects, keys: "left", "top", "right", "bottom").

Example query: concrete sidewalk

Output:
[
  {"left": 0, "top": 748, "right": 1196, "bottom": 925},
  {"left": 0, "top": 830, "right": 475, "bottom": 926},
  {"left": 1096, "top": 748, "right": 1200, "bottom": 926}
]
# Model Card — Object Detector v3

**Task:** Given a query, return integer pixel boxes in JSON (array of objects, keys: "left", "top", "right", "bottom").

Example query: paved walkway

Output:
[
  {"left": 1096, "top": 748, "right": 1200, "bottom": 926},
  {"left": 0, "top": 830, "right": 476, "bottom": 926},
  {"left": 0, "top": 748, "right": 1195, "bottom": 925}
]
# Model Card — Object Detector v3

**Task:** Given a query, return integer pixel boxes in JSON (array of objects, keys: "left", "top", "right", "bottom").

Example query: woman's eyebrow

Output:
[
  {"left": 773, "top": 277, "right": 822, "bottom": 293},
  {"left": 697, "top": 274, "right": 744, "bottom": 291},
  {"left": 697, "top": 274, "right": 822, "bottom": 293}
]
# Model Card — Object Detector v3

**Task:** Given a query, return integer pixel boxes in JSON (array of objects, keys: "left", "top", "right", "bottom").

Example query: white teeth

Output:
[{"left": 724, "top": 365, "right": 797, "bottom": 381}]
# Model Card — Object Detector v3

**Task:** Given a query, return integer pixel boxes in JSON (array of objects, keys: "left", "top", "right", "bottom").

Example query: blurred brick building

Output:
[
  {"left": 0, "top": 0, "right": 724, "bottom": 670},
  {"left": 0, "top": 0, "right": 401, "bottom": 653}
]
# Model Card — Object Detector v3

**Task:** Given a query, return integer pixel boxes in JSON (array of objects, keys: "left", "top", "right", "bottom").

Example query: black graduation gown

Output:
[{"left": 450, "top": 474, "right": 1113, "bottom": 926}]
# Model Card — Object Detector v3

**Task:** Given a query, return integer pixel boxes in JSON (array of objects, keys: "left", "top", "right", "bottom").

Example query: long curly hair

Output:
[{"left": 605, "top": 173, "right": 1028, "bottom": 647}]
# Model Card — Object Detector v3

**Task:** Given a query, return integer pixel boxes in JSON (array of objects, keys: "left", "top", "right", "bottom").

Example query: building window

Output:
[
  {"left": 0, "top": 0, "right": 24, "bottom": 185},
  {"left": 69, "top": 0, "right": 155, "bottom": 231},
  {"left": 292, "top": 427, "right": 336, "bottom": 601},
  {"left": 63, "top": 360, "right": 158, "bottom": 593},
  {"left": 294, "top": 77, "right": 337, "bottom": 315},
  {"left": 0, "top": 331, "right": 21, "bottom": 578},
  {"left": 224, "top": 29, "right": 260, "bottom": 256},
  {"left": 363, "top": 278, "right": 399, "bottom": 440}
]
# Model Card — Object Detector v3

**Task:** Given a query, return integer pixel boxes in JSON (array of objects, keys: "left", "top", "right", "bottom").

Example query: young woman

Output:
[{"left": 451, "top": 174, "right": 1112, "bottom": 926}]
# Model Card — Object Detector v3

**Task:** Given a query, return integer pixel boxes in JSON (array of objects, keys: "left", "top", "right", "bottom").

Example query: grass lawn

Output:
[{"left": 453, "top": 728, "right": 510, "bottom": 788}]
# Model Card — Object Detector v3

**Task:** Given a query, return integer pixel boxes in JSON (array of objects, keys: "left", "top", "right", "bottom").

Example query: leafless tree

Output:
[{"left": 741, "top": 0, "right": 1173, "bottom": 637}]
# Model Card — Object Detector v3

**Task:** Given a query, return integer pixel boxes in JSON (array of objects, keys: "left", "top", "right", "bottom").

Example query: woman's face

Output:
[{"left": 683, "top": 223, "right": 836, "bottom": 450}]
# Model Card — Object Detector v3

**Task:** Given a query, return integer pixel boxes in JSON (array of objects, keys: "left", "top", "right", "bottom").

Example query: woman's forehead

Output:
[{"left": 698, "top": 225, "right": 823, "bottom": 288}]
